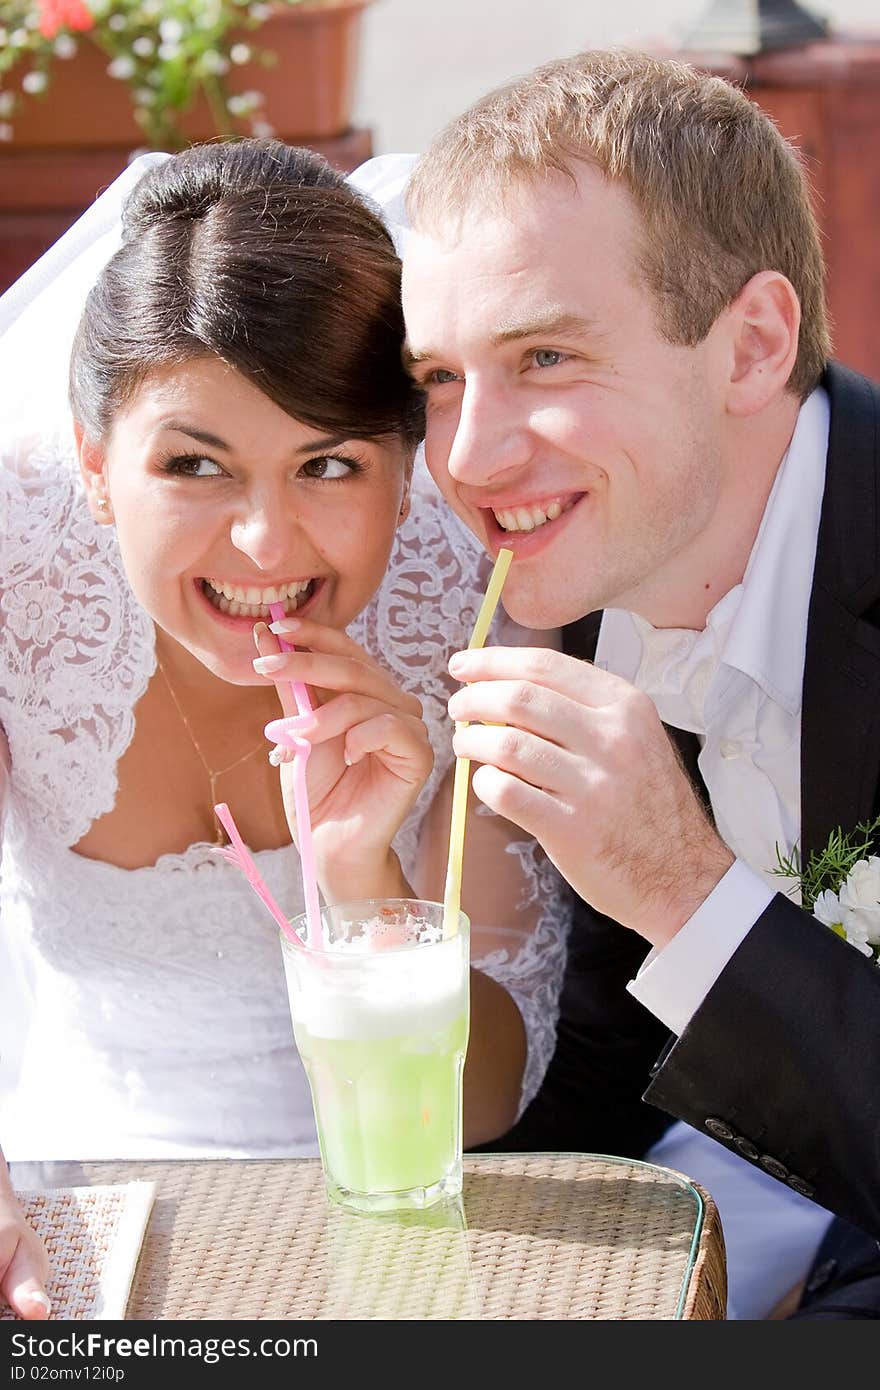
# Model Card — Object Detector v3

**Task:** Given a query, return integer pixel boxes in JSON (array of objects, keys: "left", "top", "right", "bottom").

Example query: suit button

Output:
[
  {"left": 734, "top": 1137, "right": 759, "bottom": 1160},
  {"left": 759, "top": 1154, "right": 790, "bottom": 1180},
  {"left": 705, "top": 1117, "right": 735, "bottom": 1140},
  {"left": 786, "top": 1174, "right": 815, "bottom": 1199},
  {"left": 719, "top": 740, "right": 741, "bottom": 760},
  {"left": 805, "top": 1259, "right": 837, "bottom": 1294}
]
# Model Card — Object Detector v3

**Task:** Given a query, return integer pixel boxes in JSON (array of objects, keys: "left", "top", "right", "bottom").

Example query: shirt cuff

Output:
[{"left": 626, "top": 860, "right": 775, "bottom": 1035}]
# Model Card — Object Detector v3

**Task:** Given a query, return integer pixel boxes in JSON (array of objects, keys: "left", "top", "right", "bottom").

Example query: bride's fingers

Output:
[
  {"left": 253, "top": 621, "right": 300, "bottom": 720},
  {"left": 342, "top": 711, "right": 433, "bottom": 781},
  {"left": 268, "top": 615, "right": 373, "bottom": 661},
  {"left": 272, "top": 694, "right": 421, "bottom": 749},
  {"left": 253, "top": 647, "right": 422, "bottom": 718},
  {"left": 266, "top": 617, "right": 422, "bottom": 715}
]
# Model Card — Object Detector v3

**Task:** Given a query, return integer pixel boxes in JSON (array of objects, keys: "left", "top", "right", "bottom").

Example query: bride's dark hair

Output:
[{"left": 69, "top": 139, "right": 423, "bottom": 446}]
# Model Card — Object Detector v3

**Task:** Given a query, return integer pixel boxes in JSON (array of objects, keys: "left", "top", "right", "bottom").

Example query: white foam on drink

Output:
[{"left": 284, "top": 916, "right": 467, "bottom": 1042}]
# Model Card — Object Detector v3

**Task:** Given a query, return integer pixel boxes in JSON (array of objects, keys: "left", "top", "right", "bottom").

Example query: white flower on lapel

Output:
[
  {"left": 774, "top": 817, "right": 880, "bottom": 964},
  {"left": 837, "top": 857, "right": 880, "bottom": 955},
  {"left": 813, "top": 888, "right": 844, "bottom": 932}
]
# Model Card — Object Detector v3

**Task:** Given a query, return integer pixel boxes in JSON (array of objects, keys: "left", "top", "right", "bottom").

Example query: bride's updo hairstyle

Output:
[{"left": 69, "top": 139, "right": 423, "bottom": 446}]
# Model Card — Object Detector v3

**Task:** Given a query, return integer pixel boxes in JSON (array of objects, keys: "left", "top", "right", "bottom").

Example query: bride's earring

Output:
[
  {"left": 96, "top": 497, "right": 109, "bottom": 511},
  {"left": 399, "top": 492, "right": 411, "bottom": 524}
]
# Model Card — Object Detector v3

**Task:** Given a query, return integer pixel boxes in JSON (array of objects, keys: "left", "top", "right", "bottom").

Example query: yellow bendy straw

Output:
[{"left": 442, "top": 547, "right": 513, "bottom": 939}]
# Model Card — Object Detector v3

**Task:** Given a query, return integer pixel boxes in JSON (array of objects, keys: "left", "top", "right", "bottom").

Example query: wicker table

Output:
[{"left": 14, "top": 1154, "right": 726, "bottom": 1320}]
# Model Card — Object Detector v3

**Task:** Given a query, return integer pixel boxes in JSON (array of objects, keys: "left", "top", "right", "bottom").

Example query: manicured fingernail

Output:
[
  {"left": 253, "top": 654, "right": 286, "bottom": 673},
  {"left": 24, "top": 1291, "right": 51, "bottom": 1314},
  {"left": 269, "top": 618, "right": 300, "bottom": 635},
  {"left": 449, "top": 653, "right": 465, "bottom": 675},
  {"left": 265, "top": 714, "right": 316, "bottom": 742},
  {"left": 253, "top": 621, "right": 269, "bottom": 652}
]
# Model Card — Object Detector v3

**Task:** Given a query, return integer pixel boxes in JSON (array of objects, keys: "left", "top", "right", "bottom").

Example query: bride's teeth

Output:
[
  {"left": 203, "top": 577, "right": 314, "bottom": 616},
  {"left": 546, "top": 501, "right": 562, "bottom": 521}
]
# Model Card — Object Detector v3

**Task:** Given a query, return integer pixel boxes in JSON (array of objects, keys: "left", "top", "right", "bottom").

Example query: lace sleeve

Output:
[
  {"left": 352, "top": 458, "right": 570, "bottom": 1117},
  {"left": 413, "top": 772, "right": 571, "bottom": 1119},
  {"left": 471, "top": 836, "right": 571, "bottom": 1117},
  {"left": 0, "top": 437, "right": 155, "bottom": 847}
]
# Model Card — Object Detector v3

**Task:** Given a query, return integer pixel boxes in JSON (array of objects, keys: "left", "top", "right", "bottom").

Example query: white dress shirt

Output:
[{"left": 595, "top": 388, "right": 835, "bottom": 1318}]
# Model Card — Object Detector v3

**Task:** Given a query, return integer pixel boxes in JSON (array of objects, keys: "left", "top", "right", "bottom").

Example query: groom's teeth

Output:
[{"left": 493, "top": 498, "right": 567, "bottom": 533}]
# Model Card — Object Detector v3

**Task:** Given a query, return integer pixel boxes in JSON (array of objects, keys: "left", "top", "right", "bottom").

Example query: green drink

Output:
[{"left": 281, "top": 899, "right": 470, "bottom": 1214}]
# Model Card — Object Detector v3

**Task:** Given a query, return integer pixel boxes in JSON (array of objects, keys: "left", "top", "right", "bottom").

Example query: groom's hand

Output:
[{"left": 447, "top": 646, "right": 733, "bottom": 948}]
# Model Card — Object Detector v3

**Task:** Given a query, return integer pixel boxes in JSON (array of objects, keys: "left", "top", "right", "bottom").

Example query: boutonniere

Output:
[{"left": 774, "top": 815, "right": 880, "bottom": 964}]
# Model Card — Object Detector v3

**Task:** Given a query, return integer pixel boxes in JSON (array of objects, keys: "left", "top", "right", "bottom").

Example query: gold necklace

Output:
[{"left": 155, "top": 654, "right": 268, "bottom": 846}]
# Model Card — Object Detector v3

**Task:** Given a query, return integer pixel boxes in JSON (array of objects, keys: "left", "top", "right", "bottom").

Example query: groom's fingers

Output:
[
  {"left": 448, "top": 646, "right": 634, "bottom": 707},
  {"left": 449, "top": 680, "right": 591, "bottom": 749},
  {"left": 452, "top": 721, "right": 574, "bottom": 795},
  {"left": 469, "top": 762, "right": 571, "bottom": 845}
]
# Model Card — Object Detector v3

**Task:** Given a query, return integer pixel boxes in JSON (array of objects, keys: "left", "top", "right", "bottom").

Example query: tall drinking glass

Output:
[{"left": 280, "top": 898, "right": 470, "bottom": 1214}]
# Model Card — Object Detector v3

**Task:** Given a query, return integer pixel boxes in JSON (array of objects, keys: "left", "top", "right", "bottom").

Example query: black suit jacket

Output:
[{"left": 484, "top": 361, "right": 880, "bottom": 1240}]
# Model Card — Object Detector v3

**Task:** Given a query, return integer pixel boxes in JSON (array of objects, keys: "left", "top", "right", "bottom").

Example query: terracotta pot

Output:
[{"left": 6, "top": 0, "right": 373, "bottom": 148}]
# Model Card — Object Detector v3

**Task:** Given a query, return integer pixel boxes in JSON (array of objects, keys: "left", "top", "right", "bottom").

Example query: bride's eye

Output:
[
  {"left": 161, "top": 453, "right": 225, "bottom": 478},
  {"left": 299, "top": 455, "right": 363, "bottom": 481}
]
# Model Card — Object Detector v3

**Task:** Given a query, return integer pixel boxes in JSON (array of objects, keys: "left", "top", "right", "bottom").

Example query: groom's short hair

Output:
[{"left": 406, "top": 49, "right": 829, "bottom": 398}]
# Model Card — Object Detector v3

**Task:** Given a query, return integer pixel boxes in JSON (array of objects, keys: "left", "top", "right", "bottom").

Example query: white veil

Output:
[
  {"left": 0, "top": 150, "right": 420, "bottom": 447},
  {"left": 0, "top": 153, "right": 170, "bottom": 441}
]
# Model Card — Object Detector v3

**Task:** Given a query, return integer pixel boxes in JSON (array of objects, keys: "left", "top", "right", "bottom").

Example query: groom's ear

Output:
[
  {"left": 75, "top": 422, "right": 113, "bottom": 524},
  {"left": 722, "top": 270, "right": 800, "bottom": 416}
]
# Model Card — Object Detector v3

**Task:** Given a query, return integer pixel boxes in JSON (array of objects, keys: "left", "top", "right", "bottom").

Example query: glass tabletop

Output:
[{"left": 9, "top": 1152, "right": 725, "bottom": 1320}]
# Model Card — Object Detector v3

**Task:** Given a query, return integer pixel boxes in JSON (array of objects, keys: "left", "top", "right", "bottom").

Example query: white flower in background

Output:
[
  {"left": 107, "top": 56, "right": 135, "bottom": 80},
  {"left": 1, "top": 0, "right": 293, "bottom": 148},
  {"left": 159, "top": 18, "right": 184, "bottom": 44},
  {"left": 21, "top": 70, "right": 48, "bottom": 93}
]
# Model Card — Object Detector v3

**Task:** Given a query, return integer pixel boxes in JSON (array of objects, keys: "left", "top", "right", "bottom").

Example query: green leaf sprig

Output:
[{"left": 773, "top": 812, "right": 880, "bottom": 910}]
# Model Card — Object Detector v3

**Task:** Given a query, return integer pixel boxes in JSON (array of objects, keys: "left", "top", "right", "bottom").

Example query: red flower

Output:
[{"left": 37, "top": 0, "right": 95, "bottom": 40}]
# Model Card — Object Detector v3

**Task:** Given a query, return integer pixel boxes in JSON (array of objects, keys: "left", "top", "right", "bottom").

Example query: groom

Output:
[{"left": 399, "top": 50, "right": 880, "bottom": 1317}]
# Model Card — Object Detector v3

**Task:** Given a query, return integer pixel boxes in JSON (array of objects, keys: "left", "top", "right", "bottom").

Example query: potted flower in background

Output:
[{"left": 0, "top": 1, "right": 376, "bottom": 289}]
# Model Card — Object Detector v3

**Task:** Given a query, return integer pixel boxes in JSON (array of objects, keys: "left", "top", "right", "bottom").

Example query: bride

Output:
[{"left": 0, "top": 139, "right": 569, "bottom": 1317}]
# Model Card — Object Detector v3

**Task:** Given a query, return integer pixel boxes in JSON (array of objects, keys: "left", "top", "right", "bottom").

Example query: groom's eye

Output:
[{"left": 533, "top": 349, "right": 567, "bottom": 368}]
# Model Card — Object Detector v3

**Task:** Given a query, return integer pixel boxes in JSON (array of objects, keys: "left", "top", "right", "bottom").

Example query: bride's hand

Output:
[
  {"left": 253, "top": 619, "right": 432, "bottom": 901},
  {"left": 0, "top": 1173, "right": 50, "bottom": 1320}
]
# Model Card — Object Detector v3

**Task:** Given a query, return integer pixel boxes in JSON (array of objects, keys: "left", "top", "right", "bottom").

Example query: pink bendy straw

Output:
[
  {"left": 213, "top": 802, "right": 304, "bottom": 949},
  {"left": 262, "top": 600, "right": 323, "bottom": 950}
]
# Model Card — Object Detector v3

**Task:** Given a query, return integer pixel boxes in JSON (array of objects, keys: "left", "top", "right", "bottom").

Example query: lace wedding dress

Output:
[{"left": 0, "top": 441, "right": 569, "bottom": 1161}]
